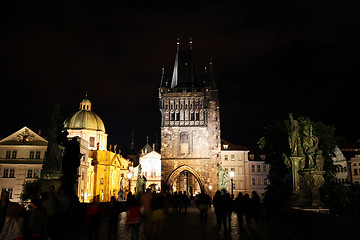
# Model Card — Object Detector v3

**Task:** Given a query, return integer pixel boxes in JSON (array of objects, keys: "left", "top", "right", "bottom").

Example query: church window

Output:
[
  {"left": 180, "top": 104, "right": 183, "bottom": 109},
  {"left": 89, "top": 137, "right": 95, "bottom": 147},
  {"left": 185, "top": 104, "right": 188, "bottom": 109},
  {"left": 171, "top": 113, "right": 175, "bottom": 121},
  {"left": 176, "top": 112, "right": 180, "bottom": 121},
  {"left": 35, "top": 151, "right": 41, "bottom": 159},
  {"left": 29, "top": 151, "right": 35, "bottom": 159}
]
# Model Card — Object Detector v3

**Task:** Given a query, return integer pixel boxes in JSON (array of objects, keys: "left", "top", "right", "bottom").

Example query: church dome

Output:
[{"left": 64, "top": 98, "right": 106, "bottom": 132}]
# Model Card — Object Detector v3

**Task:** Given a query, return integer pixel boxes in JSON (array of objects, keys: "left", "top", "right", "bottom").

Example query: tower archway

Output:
[{"left": 166, "top": 165, "right": 204, "bottom": 194}]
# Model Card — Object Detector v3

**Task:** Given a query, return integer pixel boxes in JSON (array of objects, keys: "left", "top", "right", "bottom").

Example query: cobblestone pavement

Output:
[{"left": 115, "top": 207, "right": 270, "bottom": 240}]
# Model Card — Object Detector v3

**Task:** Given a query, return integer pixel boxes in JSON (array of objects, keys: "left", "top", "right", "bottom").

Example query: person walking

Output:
[
  {"left": 196, "top": 192, "right": 211, "bottom": 225},
  {"left": 223, "top": 193, "right": 233, "bottom": 231},
  {"left": 86, "top": 196, "right": 102, "bottom": 240},
  {"left": 151, "top": 193, "right": 165, "bottom": 240},
  {"left": 27, "top": 198, "right": 46, "bottom": 240},
  {"left": 212, "top": 190, "right": 224, "bottom": 231},
  {"left": 140, "top": 189, "right": 153, "bottom": 240},
  {"left": 234, "top": 192, "right": 244, "bottom": 231},
  {"left": 0, "top": 191, "right": 10, "bottom": 235},
  {"left": 126, "top": 196, "right": 141, "bottom": 240},
  {"left": 0, "top": 202, "right": 24, "bottom": 240}
]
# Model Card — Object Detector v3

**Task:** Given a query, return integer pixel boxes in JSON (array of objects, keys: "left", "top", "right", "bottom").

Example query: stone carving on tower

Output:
[{"left": 159, "top": 39, "right": 221, "bottom": 195}]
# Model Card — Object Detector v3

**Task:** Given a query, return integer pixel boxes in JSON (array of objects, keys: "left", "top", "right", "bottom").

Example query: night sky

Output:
[{"left": 1, "top": 1, "right": 359, "bottom": 154}]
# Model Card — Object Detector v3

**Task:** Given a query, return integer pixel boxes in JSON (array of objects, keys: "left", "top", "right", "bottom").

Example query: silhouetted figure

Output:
[
  {"left": 86, "top": 197, "right": 102, "bottom": 240},
  {"left": 126, "top": 197, "right": 141, "bottom": 240},
  {"left": 173, "top": 192, "right": 180, "bottom": 214},
  {"left": 41, "top": 185, "right": 57, "bottom": 240},
  {"left": 213, "top": 190, "right": 224, "bottom": 231},
  {"left": 234, "top": 192, "right": 244, "bottom": 231},
  {"left": 243, "top": 194, "right": 252, "bottom": 226},
  {"left": 223, "top": 193, "right": 233, "bottom": 231},
  {"left": 250, "top": 191, "right": 261, "bottom": 224},
  {"left": 196, "top": 192, "right": 211, "bottom": 225},
  {"left": 182, "top": 191, "right": 190, "bottom": 215},
  {"left": 140, "top": 189, "right": 153, "bottom": 240},
  {"left": 27, "top": 198, "right": 46, "bottom": 240},
  {"left": 0, "top": 202, "right": 24, "bottom": 240},
  {"left": 108, "top": 196, "right": 119, "bottom": 240},
  {"left": 0, "top": 191, "right": 10, "bottom": 234},
  {"left": 151, "top": 193, "right": 165, "bottom": 239}
]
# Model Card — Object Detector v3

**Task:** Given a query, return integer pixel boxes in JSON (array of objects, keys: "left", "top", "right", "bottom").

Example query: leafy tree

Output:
[{"left": 20, "top": 179, "right": 40, "bottom": 202}]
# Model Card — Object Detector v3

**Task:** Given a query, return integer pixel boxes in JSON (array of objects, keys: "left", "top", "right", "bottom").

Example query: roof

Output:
[
  {"left": 221, "top": 139, "right": 248, "bottom": 151},
  {"left": 165, "top": 40, "right": 217, "bottom": 90},
  {"left": 64, "top": 98, "right": 105, "bottom": 132},
  {"left": 0, "top": 126, "right": 48, "bottom": 146}
]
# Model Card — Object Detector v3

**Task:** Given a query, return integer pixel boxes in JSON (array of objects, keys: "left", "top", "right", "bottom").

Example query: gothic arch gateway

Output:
[{"left": 166, "top": 165, "right": 204, "bottom": 192}]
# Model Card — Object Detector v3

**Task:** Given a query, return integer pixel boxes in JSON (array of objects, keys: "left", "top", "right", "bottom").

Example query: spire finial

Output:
[
  {"left": 146, "top": 136, "right": 149, "bottom": 144},
  {"left": 190, "top": 37, "right": 193, "bottom": 50},
  {"left": 85, "top": 91, "right": 88, "bottom": 99},
  {"left": 176, "top": 38, "right": 180, "bottom": 50}
]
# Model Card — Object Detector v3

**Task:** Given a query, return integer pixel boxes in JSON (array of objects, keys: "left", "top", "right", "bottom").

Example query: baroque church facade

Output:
[{"left": 159, "top": 40, "right": 221, "bottom": 196}]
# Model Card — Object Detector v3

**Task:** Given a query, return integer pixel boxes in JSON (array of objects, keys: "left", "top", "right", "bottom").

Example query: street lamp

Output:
[
  {"left": 127, "top": 171, "right": 133, "bottom": 193},
  {"left": 229, "top": 171, "right": 235, "bottom": 199}
]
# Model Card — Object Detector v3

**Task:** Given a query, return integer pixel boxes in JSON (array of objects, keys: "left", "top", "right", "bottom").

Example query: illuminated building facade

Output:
[
  {"left": 159, "top": 40, "right": 221, "bottom": 196},
  {"left": 0, "top": 127, "right": 47, "bottom": 202},
  {"left": 64, "top": 97, "right": 130, "bottom": 202}
]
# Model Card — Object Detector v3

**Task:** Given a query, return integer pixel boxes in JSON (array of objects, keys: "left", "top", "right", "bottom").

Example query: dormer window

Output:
[{"left": 223, "top": 144, "right": 229, "bottom": 150}]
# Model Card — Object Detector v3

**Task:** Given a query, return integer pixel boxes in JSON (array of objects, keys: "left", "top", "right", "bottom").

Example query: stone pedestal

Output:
[{"left": 294, "top": 169, "right": 325, "bottom": 207}]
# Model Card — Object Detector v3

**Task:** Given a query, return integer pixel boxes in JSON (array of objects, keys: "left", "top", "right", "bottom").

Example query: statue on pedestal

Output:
[{"left": 284, "top": 114, "right": 325, "bottom": 207}]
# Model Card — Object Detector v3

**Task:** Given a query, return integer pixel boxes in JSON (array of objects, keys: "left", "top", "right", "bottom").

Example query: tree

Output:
[{"left": 20, "top": 179, "right": 40, "bottom": 202}]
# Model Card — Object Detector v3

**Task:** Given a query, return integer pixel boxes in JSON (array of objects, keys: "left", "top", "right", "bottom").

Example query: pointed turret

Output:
[{"left": 170, "top": 38, "right": 198, "bottom": 88}]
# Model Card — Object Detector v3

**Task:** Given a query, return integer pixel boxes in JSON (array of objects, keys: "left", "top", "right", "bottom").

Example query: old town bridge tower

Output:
[{"left": 159, "top": 39, "right": 221, "bottom": 195}]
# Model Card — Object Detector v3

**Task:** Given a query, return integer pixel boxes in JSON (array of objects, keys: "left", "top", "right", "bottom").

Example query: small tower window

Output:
[{"left": 89, "top": 137, "right": 95, "bottom": 148}]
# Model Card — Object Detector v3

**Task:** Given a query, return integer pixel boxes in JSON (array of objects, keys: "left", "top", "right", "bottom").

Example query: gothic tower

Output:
[{"left": 159, "top": 39, "right": 221, "bottom": 195}]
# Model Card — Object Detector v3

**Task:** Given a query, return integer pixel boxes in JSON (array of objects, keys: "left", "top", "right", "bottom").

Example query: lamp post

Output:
[
  {"left": 229, "top": 171, "right": 235, "bottom": 199},
  {"left": 127, "top": 171, "right": 133, "bottom": 193}
]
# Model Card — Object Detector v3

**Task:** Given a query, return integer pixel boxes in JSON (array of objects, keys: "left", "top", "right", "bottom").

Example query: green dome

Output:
[{"left": 64, "top": 110, "right": 105, "bottom": 132}]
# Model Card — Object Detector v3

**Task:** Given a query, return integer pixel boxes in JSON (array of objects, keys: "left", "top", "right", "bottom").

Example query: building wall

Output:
[
  {"left": 160, "top": 88, "right": 221, "bottom": 196},
  {"left": 0, "top": 127, "right": 47, "bottom": 202}
]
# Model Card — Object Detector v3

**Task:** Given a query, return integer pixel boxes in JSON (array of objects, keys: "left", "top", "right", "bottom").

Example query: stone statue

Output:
[
  {"left": 135, "top": 164, "right": 146, "bottom": 196},
  {"left": 289, "top": 113, "right": 304, "bottom": 158},
  {"left": 217, "top": 163, "right": 229, "bottom": 191},
  {"left": 42, "top": 105, "right": 63, "bottom": 172},
  {"left": 302, "top": 125, "right": 318, "bottom": 169},
  {"left": 284, "top": 114, "right": 325, "bottom": 207}
]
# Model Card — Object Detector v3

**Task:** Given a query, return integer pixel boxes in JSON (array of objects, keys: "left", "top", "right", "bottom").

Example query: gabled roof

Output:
[
  {"left": 0, "top": 127, "right": 47, "bottom": 146},
  {"left": 221, "top": 139, "right": 248, "bottom": 151}
]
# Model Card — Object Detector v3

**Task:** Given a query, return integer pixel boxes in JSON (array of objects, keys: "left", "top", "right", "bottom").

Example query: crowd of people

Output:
[
  {"left": 0, "top": 186, "right": 265, "bottom": 240},
  {"left": 0, "top": 185, "right": 72, "bottom": 240}
]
